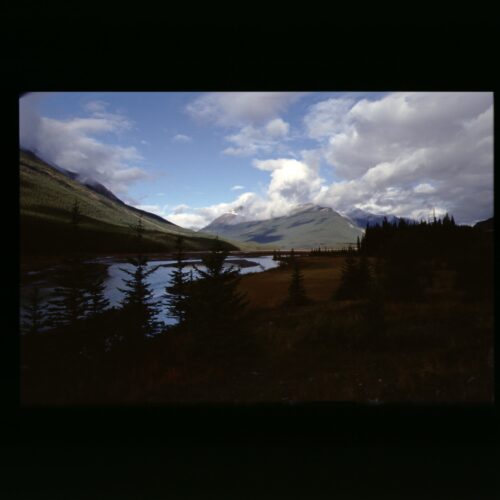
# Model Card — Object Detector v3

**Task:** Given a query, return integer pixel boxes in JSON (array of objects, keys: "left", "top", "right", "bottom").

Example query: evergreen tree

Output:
[
  {"left": 70, "top": 198, "right": 82, "bottom": 229},
  {"left": 118, "top": 255, "right": 160, "bottom": 341},
  {"left": 189, "top": 237, "right": 247, "bottom": 334},
  {"left": 47, "top": 258, "right": 90, "bottom": 328},
  {"left": 22, "top": 287, "right": 47, "bottom": 335},
  {"left": 285, "top": 258, "right": 308, "bottom": 307},
  {"left": 87, "top": 277, "right": 110, "bottom": 317},
  {"left": 130, "top": 215, "right": 146, "bottom": 251},
  {"left": 165, "top": 236, "right": 190, "bottom": 325},
  {"left": 335, "top": 248, "right": 358, "bottom": 300}
]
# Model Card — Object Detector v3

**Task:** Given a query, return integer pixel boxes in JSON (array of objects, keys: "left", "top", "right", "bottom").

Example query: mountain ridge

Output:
[
  {"left": 201, "top": 204, "right": 364, "bottom": 249},
  {"left": 20, "top": 149, "right": 237, "bottom": 255}
]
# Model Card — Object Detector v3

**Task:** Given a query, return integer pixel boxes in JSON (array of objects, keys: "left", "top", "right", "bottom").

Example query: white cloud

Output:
[
  {"left": 186, "top": 93, "right": 300, "bottom": 157},
  {"left": 172, "top": 134, "right": 192, "bottom": 143},
  {"left": 84, "top": 100, "right": 108, "bottom": 113},
  {"left": 134, "top": 204, "right": 166, "bottom": 216},
  {"left": 164, "top": 158, "right": 324, "bottom": 230},
  {"left": 167, "top": 212, "right": 210, "bottom": 229},
  {"left": 186, "top": 92, "right": 305, "bottom": 127},
  {"left": 265, "top": 118, "right": 290, "bottom": 138},
  {"left": 165, "top": 192, "right": 263, "bottom": 229},
  {"left": 308, "top": 92, "right": 493, "bottom": 224},
  {"left": 414, "top": 183, "right": 436, "bottom": 194},
  {"left": 231, "top": 185, "right": 245, "bottom": 191},
  {"left": 222, "top": 118, "right": 291, "bottom": 157},
  {"left": 254, "top": 158, "right": 323, "bottom": 214},
  {"left": 304, "top": 97, "right": 355, "bottom": 139},
  {"left": 19, "top": 93, "right": 147, "bottom": 194}
]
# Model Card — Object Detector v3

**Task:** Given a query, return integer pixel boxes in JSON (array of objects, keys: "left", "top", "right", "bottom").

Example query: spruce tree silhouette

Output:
[
  {"left": 87, "top": 275, "right": 111, "bottom": 316},
  {"left": 48, "top": 258, "right": 89, "bottom": 328},
  {"left": 285, "top": 254, "right": 308, "bottom": 307},
  {"left": 190, "top": 237, "right": 247, "bottom": 336},
  {"left": 335, "top": 248, "right": 358, "bottom": 300},
  {"left": 129, "top": 215, "right": 146, "bottom": 252},
  {"left": 118, "top": 255, "right": 160, "bottom": 341},
  {"left": 71, "top": 198, "right": 82, "bottom": 229},
  {"left": 165, "top": 236, "right": 190, "bottom": 325}
]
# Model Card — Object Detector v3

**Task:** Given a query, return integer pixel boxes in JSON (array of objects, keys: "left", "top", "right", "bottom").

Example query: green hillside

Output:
[
  {"left": 201, "top": 204, "right": 364, "bottom": 250},
  {"left": 20, "top": 150, "right": 238, "bottom": 255}
]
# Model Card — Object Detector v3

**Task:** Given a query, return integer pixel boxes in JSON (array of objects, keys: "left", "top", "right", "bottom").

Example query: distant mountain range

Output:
[
  {"left": 201, "top": 203, "right": 364, "bottom": 249},
  {"left": 20, "top": 149, "right": 237, "bottom": 255},
  {"left": 344, "top": 208, "right": 402, "bottom": 229}
]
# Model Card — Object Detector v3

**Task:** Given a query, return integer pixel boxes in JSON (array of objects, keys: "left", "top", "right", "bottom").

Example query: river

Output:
[{"left": 20, "top": 255, "right": 279, "bottom": 327}]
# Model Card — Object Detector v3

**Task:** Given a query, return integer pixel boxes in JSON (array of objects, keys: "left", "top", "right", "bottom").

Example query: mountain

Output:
[
  {"left": 474, "top": 217, "right": 494, "bottom": 232},
  {"left": 202, "top": 212, "right": 249, "bottom": 233},
  {"left": 200, "top": 204, "right": 364, "bottom": 249},
  {"left": 20, "top": 150, "right": 237, "bottom": 255},
  {"left": 345, "top": 208, "right": 402, "bottom": 229}
]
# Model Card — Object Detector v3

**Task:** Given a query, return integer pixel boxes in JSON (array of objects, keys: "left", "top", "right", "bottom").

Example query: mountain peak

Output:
[
  {"left": 289, "top": 203, "right": 332, "bottom": 216},
  {"left": 201, "top": 212, "right": 248, "bottom": 231},
  {"left": 201, "top": 202, "right": 363, "bottom": 249}
]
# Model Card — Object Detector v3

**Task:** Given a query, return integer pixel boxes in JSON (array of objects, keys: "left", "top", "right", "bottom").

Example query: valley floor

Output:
[{"left": 21, "top": 255, "right": 494, "bottom": 405}]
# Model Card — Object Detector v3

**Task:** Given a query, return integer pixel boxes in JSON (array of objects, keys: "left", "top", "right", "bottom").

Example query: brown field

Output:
[{"left": 239, "top": 256, "right": 346, "bottom": 308}]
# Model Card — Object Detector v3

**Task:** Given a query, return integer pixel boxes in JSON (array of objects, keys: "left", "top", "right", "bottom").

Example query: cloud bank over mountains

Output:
[
  {"left": 20, "top": 92, "right": 493, "bottom": 229},
  {"left": 20, "top": 94, "right": 147, "bottom": 195},
  {"left": 167, "top": 92, "right": 493, "bottom": 228}
]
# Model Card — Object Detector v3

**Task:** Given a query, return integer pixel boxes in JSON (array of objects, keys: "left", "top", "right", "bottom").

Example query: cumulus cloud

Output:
[
  {"left": 265, "top": 118, "right": 290, "bottom": 138},
  {"left": 186, "top": 93, "right": 300, "bottom": 157},
  {"left": 186, "top": 92, "right": 305, "bottom": 127},
  {"left": 253, "top": 158, "right": 323, "bottom": 212},
  {"left": 308, "top": 92, "right": 493, "bottom": 224},
  {"left": 163, "top": 158, "right": 324, "bottom": 229},
  {"left": 304, "top": 97, "right": 355, "bottom": 139},
  {"left": 173, "top": 92, "right": 493, "bottom": 228},
  {"left": 19, "top": 93, "right": 147, "bottom": 194},
  {"left": 164, "top": 192, "right": 262, "bottom": 229},
  {"left": 231, "top": 185, "right": 245, "bottom": 191},
  {"left": 222, "top": 118, "right": 291, "bottom": 157},
  {"left": 172, "top": 133, "right": 192, "bottom": 143}
]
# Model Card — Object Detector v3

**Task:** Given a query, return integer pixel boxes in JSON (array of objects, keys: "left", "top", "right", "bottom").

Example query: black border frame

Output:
[{"left": 4, "top": 9, "right": 498, "bottom": 498}]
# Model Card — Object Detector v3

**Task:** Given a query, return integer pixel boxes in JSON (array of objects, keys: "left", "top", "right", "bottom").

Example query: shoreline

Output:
[{"left": 20, "top": 250, "right": 313, "bottom": 272}]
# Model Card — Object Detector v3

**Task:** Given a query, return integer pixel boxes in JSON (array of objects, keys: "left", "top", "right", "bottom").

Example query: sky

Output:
[{"left": 19, "top": 92, "right": 493, "bottom": 228}]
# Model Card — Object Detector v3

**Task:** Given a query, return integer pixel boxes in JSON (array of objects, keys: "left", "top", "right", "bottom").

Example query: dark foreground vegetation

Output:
[{"left": 21, "top": 216, "right": 494, "bottom": 405}]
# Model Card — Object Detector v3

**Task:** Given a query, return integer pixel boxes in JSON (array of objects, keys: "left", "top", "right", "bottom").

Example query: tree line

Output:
[{"left": 335, "top": 214, "right": 493, "bottom": 303}]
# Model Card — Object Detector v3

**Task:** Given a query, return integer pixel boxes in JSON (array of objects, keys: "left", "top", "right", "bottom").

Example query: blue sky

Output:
[{"left": 20, "top": 92, "right": 493, "bottom": 227}]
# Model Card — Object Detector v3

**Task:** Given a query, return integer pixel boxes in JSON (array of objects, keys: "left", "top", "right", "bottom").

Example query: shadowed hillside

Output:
[{"left": 20, "top": 150, "right": 238, "bottom": 255}]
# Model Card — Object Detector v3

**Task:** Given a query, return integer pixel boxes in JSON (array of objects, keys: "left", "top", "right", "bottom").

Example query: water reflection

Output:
[{"left": 21, "top": 255, "right": 279, "bottom": 327}]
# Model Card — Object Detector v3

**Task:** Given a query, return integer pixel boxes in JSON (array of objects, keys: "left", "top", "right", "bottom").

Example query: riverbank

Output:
[{"left": 21, "top": 253, "right": 493, "bottom": 404}]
